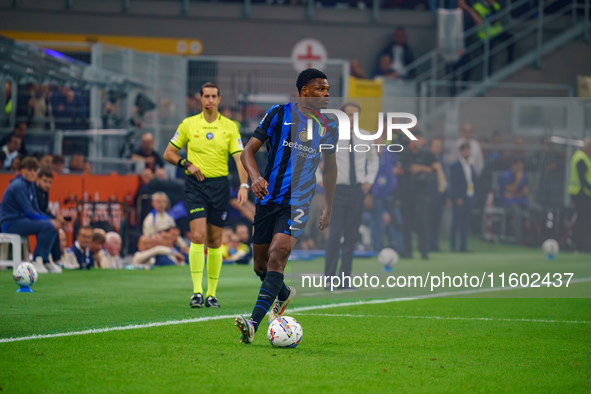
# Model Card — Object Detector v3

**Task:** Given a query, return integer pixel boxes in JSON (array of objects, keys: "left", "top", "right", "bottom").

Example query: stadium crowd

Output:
[{"left": 1, "top": 110, "right": 589, "bottom": 276}]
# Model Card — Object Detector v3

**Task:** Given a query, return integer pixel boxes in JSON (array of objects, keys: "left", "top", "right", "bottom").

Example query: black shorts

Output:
[
  {"left": 252, "top": 202, "right": 310, "bottom": 244},
  {"left": 185, "top": 176, "right": 230, "bottom": 228}
]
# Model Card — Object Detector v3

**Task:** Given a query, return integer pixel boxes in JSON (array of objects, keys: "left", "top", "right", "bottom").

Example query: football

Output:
[
  {"left": 378, "top": 248, "right": 399, "bottom": 268},
  {"left": 13, "top": 262, "right": 38, "bottom": 288},
  {"left": 542, "top": 239, "right": 559, "bottom": 259},
  {"left": 267, "top": 316, "right": 303, "bottom": 348}
]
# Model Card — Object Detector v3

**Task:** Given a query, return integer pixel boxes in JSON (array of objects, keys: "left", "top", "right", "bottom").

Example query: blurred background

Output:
[{"left": 0, "top": 0, "right": 589, "bottom": 262}]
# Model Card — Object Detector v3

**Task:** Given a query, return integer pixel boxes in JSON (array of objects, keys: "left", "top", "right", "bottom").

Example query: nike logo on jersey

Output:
[{"left": 284, "top": 122, "right": 295, "bottom": 125}]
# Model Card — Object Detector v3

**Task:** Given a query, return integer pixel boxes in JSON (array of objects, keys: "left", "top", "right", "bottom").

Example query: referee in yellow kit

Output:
[{"left": 164, "top": 82, "right": 249, "bottom": 308}]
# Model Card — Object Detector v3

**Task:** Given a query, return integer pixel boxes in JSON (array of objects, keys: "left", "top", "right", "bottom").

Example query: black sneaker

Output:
[
  {"left": 190, "top": 293, "right": 204, "bottom": 308},
  {"left": 205, "top": 296, "right": 220, "bottom": 308}
]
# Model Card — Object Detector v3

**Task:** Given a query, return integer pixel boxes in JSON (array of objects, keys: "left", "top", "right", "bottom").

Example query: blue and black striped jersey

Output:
[{"left": 252, "top": 102, "right": 339, "bottom": 206}]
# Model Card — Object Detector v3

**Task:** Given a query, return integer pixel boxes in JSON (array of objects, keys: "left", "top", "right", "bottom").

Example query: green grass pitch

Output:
[{"left": 1, "top": 242, "right": 590, "bottom": 393}]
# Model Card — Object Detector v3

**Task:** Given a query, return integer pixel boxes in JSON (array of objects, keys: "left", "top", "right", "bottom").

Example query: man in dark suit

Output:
[
  {"left": 450, "top": 143, "right": 475, "bottom": 252},
  {"left": 69, "top": 225, "right": 94, "bottom": 269},
  {"left": 398, "top": 131, "right": 435, "bottom": 260}
]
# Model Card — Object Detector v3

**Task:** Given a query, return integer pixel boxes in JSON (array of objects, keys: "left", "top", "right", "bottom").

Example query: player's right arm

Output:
[
  {"left": 241, "top": 105, "right": 280, "bottom": 199},
  {"left": 163, "top": 121, "right": 205, "bottom": 181},
  {"left": 242, "top": 137, "right": 268, "bottom": 199}
]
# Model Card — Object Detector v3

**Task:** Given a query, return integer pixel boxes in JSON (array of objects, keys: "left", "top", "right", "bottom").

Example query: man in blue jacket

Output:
[
  {"left": 450, "top": 143, "right": 475, "bottom": 252},
  {"left": 0, "top": 157, "right": 62, "bottom": 273}
]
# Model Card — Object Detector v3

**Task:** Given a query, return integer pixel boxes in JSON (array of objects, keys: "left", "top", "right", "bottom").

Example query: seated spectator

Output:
[
  {"left": 375, "top": 28, "right": 415, "bottom": 79},
  {"left": 350, "top": 59, "right": 368, "bottom": 79},
  {"left": 0, "top": 157, "right": 61, "bottom": 274},
  {"left": 52, "top": 87, "right": 88, "bottom": 130},
  {"left": 229, "top": 188, "right": 255, "bottom": 223},
  {"left": 0, "top": 122, "right": 29, "bottom": 157},
  {"left": 39, "top": 154, "right": 53, "bottom": 169},
  {"left": 28, "top": 84, "right": 51, "bottom": 130},
  {"left": 93, "top": 228, "right": 106, "bottom": 236},
  {"left": 90, "top": 231, "right": 106, "bottom": 264},
  {"left": 68, "top": 153, "right": 85, "bottom": 173},
  {"left": 52, "top": 154, "right": 66, "bottom": 173},
  {"left": 186, "top": 93, "right": 201, "bottom": 117},
  {"left": 136, "top": 168, "right": 154, "bottom": 200},
  {"left": 499, "top": 157, "right": 541, "bottom": 244},
  {"left": 96, "top": 232, "right": 123, "bottom": 269},
  {"left": 83, "top": 159, "right": 93, "bottom": 174},
  {"left": 169, "top": 226, "right": 189, "bottom": 261},
  {"left": 132, "top": 234, "right": 184, "bottom": 266},
  {"left": 373, "top": 54, "right": 398, "bottom": 79},
  {"left": 143, "top": 192, "right": 189, "bottom": 253},
  {"left": 222, "top": 232, "right": 251, "bottom": 264},
  {"left": 154, "top": 167, "right": 168, "bottom": 180},
  {"left": 221, "top": 227, "right": 233, "bottom": 246},
  {"left": 1, "top": 134, "right": 22, "bottom": 170},
  {"left": 499, "top": 157, "right": 528, "bottom": 206},
  {"left": 487, "top": 130, "right": 506, "bottom": 166},
  {"left": 131, "top": 132, "right": 164, "bottom": 172},
  {"left": 35, "top": 167, "right": 56, "bottom": 216},
  {"left": 220, "top": 106, "right": 242, "bottom": 130},
  {"left": 35, "top": 166, "right": 64, "bottom": 269},
  {"left": 59, "top": 229, "right": 79, "bottom": 269},
  {"left": 69, "top": 225, "right": 94, "bottom": 269},
  {"left": 161, "top": 227, "right": 186, "bottom": 265},
  {"left": 235, "top": 223, "right": 252, "bottom": 245},
  {"left": 9, "top": 157, "right": 21, "bottom": 173},
  {"left": 0, "top": 151, "right": 6, "bottom": 169}
]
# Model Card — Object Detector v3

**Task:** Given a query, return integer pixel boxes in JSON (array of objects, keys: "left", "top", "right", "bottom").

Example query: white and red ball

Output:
[
  {"left": 13, "top": 262, "right": 38, "bottom": 288},
  {"left": 268, "top": 316, "right": 303, "bottom": 348}
]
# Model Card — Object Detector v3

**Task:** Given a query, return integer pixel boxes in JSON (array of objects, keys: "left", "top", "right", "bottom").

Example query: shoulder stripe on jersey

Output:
[{"left": 253, "top": 105, "right": 281, "bottom": 143}]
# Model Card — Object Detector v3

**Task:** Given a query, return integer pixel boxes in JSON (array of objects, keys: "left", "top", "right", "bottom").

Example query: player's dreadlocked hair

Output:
[{"left": 296, "top": 68, "right": 327, "bottom": 93}]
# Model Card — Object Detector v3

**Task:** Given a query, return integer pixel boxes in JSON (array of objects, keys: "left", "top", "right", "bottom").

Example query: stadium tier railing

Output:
[{"left": 405, "top": 0, "right": 590, "bottom": 98}]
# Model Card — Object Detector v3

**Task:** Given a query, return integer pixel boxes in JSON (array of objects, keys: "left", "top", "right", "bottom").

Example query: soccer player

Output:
[
  {"left": 235, "top": 68, "right": 338, "bottom": 344},
  {"left": 163, "top": 82, "right": 249, "bottom": 308}
]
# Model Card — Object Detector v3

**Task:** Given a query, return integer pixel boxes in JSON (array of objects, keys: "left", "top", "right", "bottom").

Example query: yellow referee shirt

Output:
[{"left": 170, "top": 113, "right": 244, "bottom": 178}]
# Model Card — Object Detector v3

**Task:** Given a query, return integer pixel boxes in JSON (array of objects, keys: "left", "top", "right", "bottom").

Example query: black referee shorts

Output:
[{"left": 185, "top": 176, "right": 230, "bottom": 228}]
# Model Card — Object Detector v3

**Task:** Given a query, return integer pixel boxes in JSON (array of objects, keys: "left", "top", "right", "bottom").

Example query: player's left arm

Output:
[{"left": 319, "top": 151, "right": 337, "bottom": 231}]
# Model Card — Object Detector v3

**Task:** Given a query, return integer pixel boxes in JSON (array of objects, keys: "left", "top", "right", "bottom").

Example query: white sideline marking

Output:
[
  {"left": 298, "top": 313, "right": 591, "bottom": 325},
  {"left": 2, "top": 279, "right": 590, "bottom": 344}
]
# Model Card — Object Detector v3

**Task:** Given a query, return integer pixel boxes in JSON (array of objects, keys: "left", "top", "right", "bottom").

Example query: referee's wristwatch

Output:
[
  {"left": 177, "top": 158, "right": 192, "bottom": 170},
  {"left": 240, "top": 183, "right": 250, "bottom": 189}
]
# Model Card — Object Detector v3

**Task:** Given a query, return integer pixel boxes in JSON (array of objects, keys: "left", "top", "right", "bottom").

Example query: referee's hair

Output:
[
  {"left": 200, "top": 82, "right": 220, "bottom": 96},
  {"left": 296, "top": 68, "right": 327, "bottom": 93}
]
